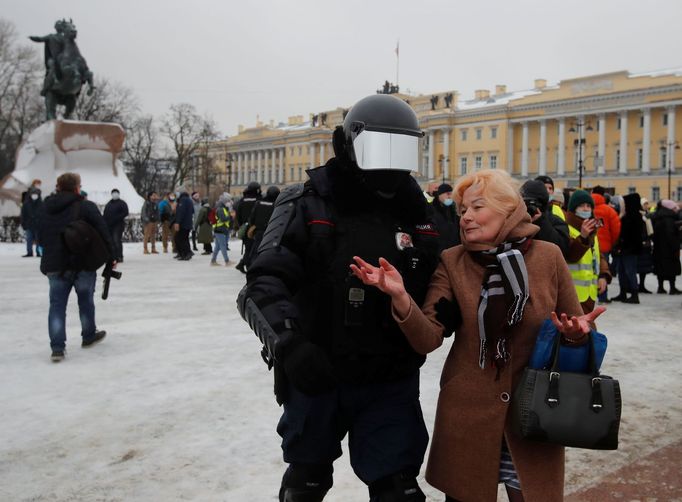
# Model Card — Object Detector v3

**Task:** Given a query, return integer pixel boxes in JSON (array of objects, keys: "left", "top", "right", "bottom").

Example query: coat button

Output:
[{"left": 500, "top": 392, "right": 510, "bottom": 403}]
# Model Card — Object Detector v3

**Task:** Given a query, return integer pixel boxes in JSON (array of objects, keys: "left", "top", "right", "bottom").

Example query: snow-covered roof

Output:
[
  {"left": 455, "top": 88, "right": 545, "bottom": 111},
  {"left": 276, "top": 121, "right": 312, "bottom": 131},
  {"left": 629, "top": 66, "right": 682, "bottom": 79}
]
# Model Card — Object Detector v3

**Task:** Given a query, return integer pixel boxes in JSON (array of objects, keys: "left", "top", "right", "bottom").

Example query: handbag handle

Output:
[{"left": 545, "top": 328, "right": 604, "bottom": 412}]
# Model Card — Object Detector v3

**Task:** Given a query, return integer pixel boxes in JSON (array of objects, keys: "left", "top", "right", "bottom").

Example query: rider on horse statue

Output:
[{"left": 30, "top": 19, "right": 95, "bottom": 121}]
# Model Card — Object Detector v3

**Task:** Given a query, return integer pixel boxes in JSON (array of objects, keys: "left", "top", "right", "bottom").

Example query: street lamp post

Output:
[
  {"left": 569, "top": 119, "right": 593, "bottom": 188},
  {"left": 660, "top": 140, "right": 680, "bottom": 200},
  {"left": 226, "top": 153, "right": 233, "bottom": 193}
]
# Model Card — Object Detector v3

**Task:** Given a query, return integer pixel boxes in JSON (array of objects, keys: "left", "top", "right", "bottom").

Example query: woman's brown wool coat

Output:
[{"left": 395, "top": 203, "right": 584, "bottom": 502}]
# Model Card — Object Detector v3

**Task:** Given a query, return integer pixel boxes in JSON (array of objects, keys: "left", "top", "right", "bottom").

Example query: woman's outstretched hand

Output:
[
  {"left": 550, "top": 306, "right": 606, "bottom": 338},
  {"left": 350, "top": 256, "right": 411, "bottom": 317}
]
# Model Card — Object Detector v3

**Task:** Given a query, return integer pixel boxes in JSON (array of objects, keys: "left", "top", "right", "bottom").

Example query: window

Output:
[
  {"left": 476, "top": 129, "right": 482, "bottom": 140},
  {"left": 637, "top": 148, "right": 643, "bottom": 169},
  {"left": 290, "top": 147, "right": 295, "bottom": 156},
  {"left": 438, "top": 133, "right": 444, "bottom": 144},
  {"left": 616, "top": 149, "right": 621, "bottom": 168},
  {"left": 676, "top": 185, "right": 682, "bottom": 201},
  {"left": 489, "top": 155, "right": 497, "bottom": 169},
  {"left": 298, "top": 166, "right": 303, "bottom": 180},
  {"left": 639, "top": 116, "right": 644, "bottom": 128},
  {"left": 475, "top": 156, "right": 482, "bottom": 169},
  {"left": 652, "top": 186, "right": 660, "bottom": 202},
  {"left": 663, "top": 113, "right": 668, "bottom": 126},
  {"left": 461, "top": 129, "right": 468, "bottom": 141},
  {"left": 628, "top": 186, "right": 637, "bottom": 194},
  {"left": 298, "top": 146, "right": 302, "bottom": 156},
  {"left": 661, "top": 148, "right": 668, "bottom": 169},
  {"left": 490, "top": 127, "right": 497, "bottom": 139},
  {"left": 617, "top": 118, "right": 621, "bottom": 130},
  {"left": 290, "top": 167, "right": 294, "bottom": 180},
  {"left": 460, "top": 157, "right": 468, "bottom": 174}
]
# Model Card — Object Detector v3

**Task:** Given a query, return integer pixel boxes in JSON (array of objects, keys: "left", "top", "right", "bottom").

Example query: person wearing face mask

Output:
[
  {"left": 158, "top": 192, "right": 177, "bottom": 254},
  {"left": 611, "top": 193, "right": 646, "bottom": 303},
  {"left": 237, "top": 94, "right": 440, "bottom": 501},
  {"left": 103, "top": 188, "right": 129, "bottom": 263},
  {"left": 428, "top": 183, "right": 461, "bottom": 253},
  {"left": 21, "top": 184, "right": 44, "bottom": 257},
  {"left": 191, "top": 191, "right": 202, "bottom": 252},
  {"left": 565, "top": 190, "right": 611, "bottom": 312}
]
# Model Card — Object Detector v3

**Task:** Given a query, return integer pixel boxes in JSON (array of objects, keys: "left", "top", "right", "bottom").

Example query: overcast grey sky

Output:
[{"left": 4, "top": 0, "right": 682, "bottom": 136}]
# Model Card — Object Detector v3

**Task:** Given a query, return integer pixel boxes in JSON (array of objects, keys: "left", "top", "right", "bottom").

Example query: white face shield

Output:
[{"left": 351, "top": 130, "right": 419, "bottom": 172}]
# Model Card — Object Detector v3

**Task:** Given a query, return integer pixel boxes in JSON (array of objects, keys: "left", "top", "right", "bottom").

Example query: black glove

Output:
[
  {"left": 434, "top": 297, "right": 462, "bottom": 338},
  {"left": 282, "top": 340, "right": 337, "bottom": 396}
]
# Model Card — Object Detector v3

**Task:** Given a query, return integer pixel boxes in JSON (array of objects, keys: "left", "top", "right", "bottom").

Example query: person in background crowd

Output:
[
  {"left": 351, "top": 168, "right": 602, "bottom": 502},
  {"left": 535, "top": 175, "right": 565, "bottom": 221},
  {"left": 612, "top": 193, "right": 645, "bottom": 303},
  {"left": 173, "top": 186, "right": 194, "bottom": 261},
  {"left": 565, "top": 189, "right": 611, "bottom": 312},
  {"left": 210, "top": 193, "right": 232, "bottom": 266},
  {"left": 159, "top": 192, "right": 177, "bottom": 254},
  {"left": 549, "top": 190, "right": 565, "bottom": 216},
  {"left": 191, "top": 191, "right": 201, "bottom": 252},
  {"left": 591, "top": 186, "right": 621, "bottom": 303},
  {"left": 39, "top": 173, "right": 114, "bottom": 362},
  {"left": 141, "top": 191, "right": 160, "bottom": 254},
  {"left": 652, "top": 199, "right": 681, "bottom": 294},
  {"left": 103, "top": 188, "right": 129, "bottom": 263},
  {"left": 428, "top": 183, "right": 461, "bottom": 253},
  {"left": 194, "top": 197, "right": 214, "bottom": 255},
  {"left": 245, "top": 185, "right": 280, "bottom": 268},
  {"left": 520, "top": 180, "right": 569, "bottom": 257},
  {"left": 21, "top": 184, "right": 43, "bottom": 257},
  {"left": 234, "top": 181, "right": 262, "bottom": 273},
  {"left": 637, "top": 197, "right": 655, "bottom": 293}
]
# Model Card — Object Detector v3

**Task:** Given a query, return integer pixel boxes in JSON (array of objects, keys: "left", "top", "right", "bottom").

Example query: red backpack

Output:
[{"left": 208, "top": 208, "right": 217, "bottom": 225}]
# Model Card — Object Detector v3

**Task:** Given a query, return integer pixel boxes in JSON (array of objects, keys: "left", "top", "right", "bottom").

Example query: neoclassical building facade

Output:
[{"left": 212, "top": 67, "right": 682, "bottom": 201}]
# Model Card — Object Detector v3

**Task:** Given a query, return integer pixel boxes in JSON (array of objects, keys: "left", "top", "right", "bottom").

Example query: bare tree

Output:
[
  {"left": 73, "top": 76, "right": 139, "bottom": 128},
  {"left": 123, "top": 115, "right": 160, "bottom": 195},
  {"left": 161, "top": 103, "right": 220, "bottom": 189},
  {"left": 0, "top": 19, "right": 43, "bottom": 179}
]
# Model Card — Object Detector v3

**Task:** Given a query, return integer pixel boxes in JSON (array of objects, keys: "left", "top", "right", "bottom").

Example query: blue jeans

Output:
[
  {"left": 617, "top": 254, "right": 638, "bottom": 295},
  {"left": 47, "top": 270, "right": 97, "bottom": 350},
  {"left": 212, "top": 232, "right": 229, "bottom": 262}
]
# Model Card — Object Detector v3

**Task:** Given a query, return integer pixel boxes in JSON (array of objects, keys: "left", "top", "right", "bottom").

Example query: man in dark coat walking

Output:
[
  {"left": 428, "top": 183, "right": 460, "bottom": 253},
  {"left": 173, "top": 186, "right": 194, "bottom": 261},
  {"left": 103, "top": 188, "right": 129, "bottom": 262},
  {"left": 652, "top": 199, "right": 681, "bottom": 294},
  {"left": 39, "top": 172, "right": 114, "bottom": 362},
  {"left": 21, "top": 186, "right": 44, "bottom": 257}
]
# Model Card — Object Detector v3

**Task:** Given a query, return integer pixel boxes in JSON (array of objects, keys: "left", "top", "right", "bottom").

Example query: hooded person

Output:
[
  {"left": 173, "top": 185, "right": 194, "bottom": 260},
  {"left": 610, "top": 193, "right": 645, "bottom": 303},
  {"left": 652, "top": 199, "right": 681, "bottom": 294},
  {"left": 194, "top": 197, "right": 214, "bottom": 255},
  {"left": 427, "top": 182, "right": 460, "bottom": 252},
  {"left": 237, "top": 94, "right": 441, "bottom": 501},
  {"left": 564, "top": 190, "right": 611, "bottom": 312},
  {"left": 520, "top": 179, "right": 570, "bottom": 257},
  {"left": 234, "top": 181, "right": 262, "bottom": 273},
  {"left": 244, "top": 185, "right": 281, "bottom": 268}
]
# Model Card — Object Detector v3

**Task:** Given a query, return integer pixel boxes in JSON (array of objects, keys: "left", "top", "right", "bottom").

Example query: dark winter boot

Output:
[
  {"left": 610, "top": 293, "right": 628, "bottom": 302},
  {"left": 657, "top": 278, "right": 667, "bottom": 294},
  {"left": 623, "top": 292, "right": 640, "bottom": 304}
]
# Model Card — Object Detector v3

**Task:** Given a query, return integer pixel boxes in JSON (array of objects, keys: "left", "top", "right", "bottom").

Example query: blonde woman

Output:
[{"left": 351, "top": 169, "right": 604, "bottom": 501}]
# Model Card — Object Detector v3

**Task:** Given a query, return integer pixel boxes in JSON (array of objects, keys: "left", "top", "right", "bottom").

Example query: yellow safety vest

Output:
[
  {"left": 212, "top": 207, "right": 230, "bottom": 230},
  {"left": 551, "top": 203, "right": 566, "bottom": 221},
  {"left": 568, "top": 225, "right": 600, "bottom": 302}
]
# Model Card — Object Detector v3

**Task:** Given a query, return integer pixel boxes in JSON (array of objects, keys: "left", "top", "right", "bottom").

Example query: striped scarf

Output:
[{"left": 474, "top": 238, "right": 530, "bottom": 377}]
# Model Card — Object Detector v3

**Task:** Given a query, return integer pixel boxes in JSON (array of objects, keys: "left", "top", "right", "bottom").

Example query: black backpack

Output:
[{"left": 62, "top": 201, "right": 111, "bottom": 271}]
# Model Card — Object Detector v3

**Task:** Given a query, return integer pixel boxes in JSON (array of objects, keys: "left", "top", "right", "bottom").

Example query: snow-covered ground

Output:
[{"left": 0, "top": 241, "right": 680, "bottom": 501}]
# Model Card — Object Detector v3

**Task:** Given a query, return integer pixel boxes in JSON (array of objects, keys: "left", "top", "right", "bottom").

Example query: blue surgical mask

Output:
[
  {"left": 443, "top": 198, "right": 454, "bottom": 207},
  {"left": 576, "top": 209, "right": 592, "bottom": 219}
]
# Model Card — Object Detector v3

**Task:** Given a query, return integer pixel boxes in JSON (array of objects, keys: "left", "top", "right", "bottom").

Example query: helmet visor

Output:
[{"left": 351, "top": 130, "right": 418, "bottom": 172}]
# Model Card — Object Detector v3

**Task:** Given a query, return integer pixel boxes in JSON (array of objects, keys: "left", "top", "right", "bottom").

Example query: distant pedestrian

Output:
[
  {"left": 103, "top": 188, "right": 129, "bottom": 262},
  {"left": 591, "top": 187, "right": 621, "bottom": 302},
  {"left": 520, "top": 180, "right": 569, "bottom": 256},
  {"left": 20, "top": 185, "right": 43, "bottom": 257},
  {"left": 141, "top": 191, "right": 160, "bottom": 254},
  {"left": 159, "top": 192, "right": 177, "bottom": 253},
  {"left": 210, "top": 193, "right": 232, "bottom": 266},
  {"left": 637, "top": 197, "right": 655, "bottom": 293},
  {"left": 245, "top": 185, "right": 279, "bottom": 267},
  {"left": 191, "top": 191, "right": 201, "bottom": 252},
  {"left": 612, "top": 193, "right": 645, "bottom": 303},
  {"left": 428, "top": 183, "right": 461, "bottom": 252},
  {"left": 234, "top": 181, "right": 261, "bottom": 273},
  {"left": 173, "top": 186, "right": 194, "bottom": 261},
  {"left": 535, "top": 175, "right": 565, "bottom": 221},
  {"left": 194, "top": 198, "right": 213, "bottom": 255},
  {"left": 652, "top": 199, "right": 681, "bottom": 294},
  {"left": 39, "top": 172, "right": 114, "bottom": 362}
]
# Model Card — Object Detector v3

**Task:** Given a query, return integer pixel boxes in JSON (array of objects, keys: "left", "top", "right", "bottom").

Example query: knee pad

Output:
[
  {"left": 368, "top": 470, "right": 425, "bottom": 502},
  {"left": 279, "top": 463, "right": 333, "bottom": 502}
]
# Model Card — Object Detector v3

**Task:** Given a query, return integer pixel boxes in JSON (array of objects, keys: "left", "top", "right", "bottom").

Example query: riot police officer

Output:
[
  {"left": 238, "top": 95, "right": 440, "bottom": 501},
  {"left": 235, "top": 181, "right": 262, "bottom": 272}
]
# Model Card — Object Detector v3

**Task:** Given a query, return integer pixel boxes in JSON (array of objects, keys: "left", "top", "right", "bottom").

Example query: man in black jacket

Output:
[
  {"left": 521, "top": 179, "right": 570, "bottom": 258},
  {"left": 173, "top": 186, "right": 194, "bottom": 261},
  {"left": 103, "top": 188, "right": 129, "bottom": 262},
  {"left": 238, "top": 95, "right": 440, "bottom": 501},
  {"left": 428, "top": 182, "right": 460, "bottom": 252},
  {"left": 234, "top": 181, "right": 262, "bottom": 273},
  {"left": 245, "top": 185, "right": 280, "bottom": 268},
  {"left": 20, "top": 185, "right": 43, "bottom": 257},
  {"left": 40, "top": 172, "right": 115, "bottom": 362}
]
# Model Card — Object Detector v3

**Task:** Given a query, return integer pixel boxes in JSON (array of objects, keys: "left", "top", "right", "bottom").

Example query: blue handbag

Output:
[{"left": 528, "top": 319, "right": 607, "bottom": 372}]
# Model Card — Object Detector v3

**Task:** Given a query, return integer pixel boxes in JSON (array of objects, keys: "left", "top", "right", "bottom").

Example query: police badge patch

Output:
[{"left": 396, "top": 232, "right": 414, "bottom": 250}]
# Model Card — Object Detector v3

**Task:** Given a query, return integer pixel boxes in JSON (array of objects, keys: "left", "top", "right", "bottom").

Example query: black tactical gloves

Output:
[{"left": 282, "top": 340, "right": 337, "bottom": 396}]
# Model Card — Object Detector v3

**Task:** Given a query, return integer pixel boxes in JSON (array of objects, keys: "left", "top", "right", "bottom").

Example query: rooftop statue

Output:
[{"left": 30, "top": 19, "right": 95, "bottom": 121}]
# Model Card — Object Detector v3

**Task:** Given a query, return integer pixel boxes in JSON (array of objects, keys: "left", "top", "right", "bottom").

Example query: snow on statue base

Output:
[{"left": 0, "top": 120, "right": 144, "bottom": 217}]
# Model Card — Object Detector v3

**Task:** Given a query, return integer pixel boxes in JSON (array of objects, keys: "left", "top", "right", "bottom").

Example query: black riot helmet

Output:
[
  {"left": 265, "top": 185, "right": 280, "bottom": 201},
  {"left": 245, "top": 181, "right": 261, "bottom": 197}
]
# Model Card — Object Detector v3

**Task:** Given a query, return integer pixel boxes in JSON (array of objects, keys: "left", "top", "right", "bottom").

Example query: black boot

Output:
[
  {"left": 670, "top": 280, "right": 682, "bottom": 295},
  {"left": 638, "top": 275, "right": 652, "bottom": 294},
  {"left": 657, "top": 278, "right": 666, "bottom": 294},
  {"left": 610, "top": 293, "right": 628, "bottom": 302},
  {"left": 623, "top": 292, "right": 640, "bottom": 304}
]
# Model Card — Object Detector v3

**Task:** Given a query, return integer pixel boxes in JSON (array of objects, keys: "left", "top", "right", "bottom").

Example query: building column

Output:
[
  {"left": 668, "top": 106, "right": 677, "bottom": 172},
  {"left": 270, "top": 149, "right": 276, "bottom": 184},
  {"left": 237, "top": 152, "right": 243, "bottom": 185},
  {"left": 442, "top": 128, "right": 450, "bottom": 179},
  {"left": 309, "top": 143, "right": 315, "bottom": 170},
  {"left": 521, "top": 122, "right": 529, "bottom": 177},
  {"left": 507, "top": 124, "right": 514, "bottom": 173},
  {"left": 557, "top": 118, "right": 566, "bottom": 176},
  {"left": 319, "top": 142, "right": 325, "bottom": 166},
  {"left": 619, "top": 111, "right": 628, "bottom": 173},
  {"left": 277, "top": 148, "right": 283, "bottom": 183},
  {"left": 598, "top": 114, "right": 606, "bottom": 175},
  {"left": 539, "top": 120, "right": 547, "bottom": 175},
  {"left": 642, "top": 108, "right": 651, "bottom": 173},
  {"left": 255, "top": 150, "right": 262, "bottom": 182},
  {"left": 428, "top": 130, "right": 435, "bottom": 179}
]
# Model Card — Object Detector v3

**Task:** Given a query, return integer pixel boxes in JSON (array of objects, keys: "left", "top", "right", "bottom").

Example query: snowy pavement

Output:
[{"left": 0, "top": 242, "right": 680, "bottom": 501}]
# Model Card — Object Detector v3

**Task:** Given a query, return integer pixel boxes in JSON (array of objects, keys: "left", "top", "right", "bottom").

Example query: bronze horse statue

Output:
[{"left": 30, "top": 19, "right": 95, "bottom": 121}]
